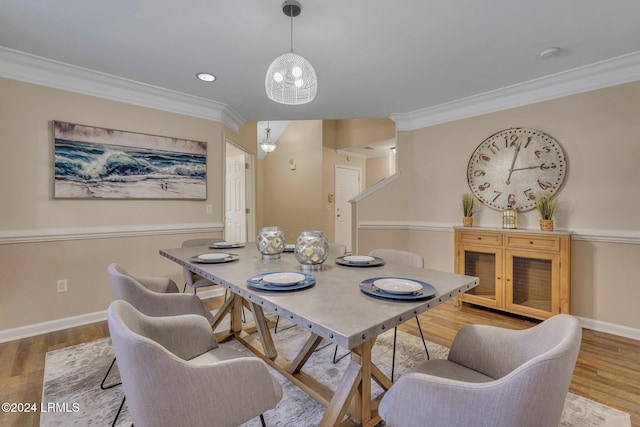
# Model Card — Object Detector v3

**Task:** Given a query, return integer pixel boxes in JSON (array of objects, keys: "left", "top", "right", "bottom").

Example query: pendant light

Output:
[
  {"left": 265, "top": 0, "right": 317, "bottom": 105},
  {"left": 260, "top": 122, "right": 277, "bottom": 153}
]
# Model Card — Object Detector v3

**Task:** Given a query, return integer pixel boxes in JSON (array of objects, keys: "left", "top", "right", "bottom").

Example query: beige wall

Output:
[
  {"left": 357, "top": 81, "right": 640, "bottom": 332},
  {"left": 249, "top": 119, "right": 368, "bottom": 245},
  {"left": 335, "top": 118, "right": 396, "bottom": 149},
  {"left": 365, "top": 155, "right": 394, "bottom": 188},
  {"left": 0, "top": 77, "right": 227, "bottom": 330},
  {"left": 261, "top": 120, "right": 324, "bottom": 242},
  {"left": 4, "top": 74, "right": 638, "bottom": 336}
]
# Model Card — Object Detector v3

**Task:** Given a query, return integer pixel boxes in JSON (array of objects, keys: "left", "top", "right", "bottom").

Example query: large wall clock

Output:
[{"left": 467, "top": 128, "right": 567, "bottom": 211}]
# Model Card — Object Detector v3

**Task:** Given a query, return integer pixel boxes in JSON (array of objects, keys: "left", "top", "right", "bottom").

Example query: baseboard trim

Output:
[
  {"left": 576, "top": 316, "right": 640, "bottom": 341},
  {"left": 0, "top": 288, "right": 225, "bottom": 343}
]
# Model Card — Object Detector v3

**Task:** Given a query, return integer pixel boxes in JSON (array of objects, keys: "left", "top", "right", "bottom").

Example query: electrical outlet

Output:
[
  {"left": 57, "top": 279, "right": 68, "bottom": 293},
  {"left": 206, "top": 204, "right": 213, "bottom": 214}
]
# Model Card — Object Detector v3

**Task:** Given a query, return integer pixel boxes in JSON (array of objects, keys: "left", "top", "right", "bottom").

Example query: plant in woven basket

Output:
[
  {"left": 461, "top": 193, "right": 476, "bottom": 226},
  {"left": 535, "top": 193, "right": 558, "bottom": 231},
  {"left": 534, "top": 193, "right": 558, "bottom": 220},
  {"left": 462, "top": 193, "right": 476, "bottom": 217}
]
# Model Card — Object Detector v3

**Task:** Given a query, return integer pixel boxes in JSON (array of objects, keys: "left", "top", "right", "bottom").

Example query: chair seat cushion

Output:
[
  {"left": 188, "top": 347, "right": 250, "bottom": 365},
  {"left": 411, "top": 359, "right": 494, "bottom": 383},
  {"left": 192, "top": 275, "right": 219, "bottom": 288}
]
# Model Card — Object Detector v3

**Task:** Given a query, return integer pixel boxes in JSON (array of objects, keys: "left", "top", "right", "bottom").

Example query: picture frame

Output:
[{"left": 53, "top": 121, "right": 207, "bottom": 199}]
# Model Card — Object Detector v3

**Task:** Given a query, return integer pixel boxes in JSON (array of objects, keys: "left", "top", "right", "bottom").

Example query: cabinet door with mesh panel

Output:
[
  {"left": 505, "top": 249, "right": 560, "bottom": 318},
  {"left": 456, "top": 244, "right": 503, "bottom": 309}
]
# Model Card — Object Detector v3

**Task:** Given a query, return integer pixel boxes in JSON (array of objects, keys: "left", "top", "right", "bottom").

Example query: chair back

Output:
[
  {"left": 451, "top": 314, "right": 582, "bottom": 427},
  {"left": 369, "top": 248, "right": 424, "bottom": 268},
  {"left": 327, "top": 242, "right": 347, "bottom": 258},
  {"left": 380, "top": 314, "right": 582, "bottom": 427},
  {"left": 108, "top": 300, "right": 282, "bottom": 427},
  {"left": 107, "top": 301, "right": 215, "bottom": 427},
  {"left": 106, "top": 263, "right": 181, "bottom": 317}
]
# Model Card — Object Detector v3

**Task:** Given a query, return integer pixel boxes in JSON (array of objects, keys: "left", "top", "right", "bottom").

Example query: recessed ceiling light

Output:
[
  {"left": 196, "top": 72, "right": 216, "bottom": 82},
  {"left": 538, "top": 47, "right": 561, "bottom": 59}
]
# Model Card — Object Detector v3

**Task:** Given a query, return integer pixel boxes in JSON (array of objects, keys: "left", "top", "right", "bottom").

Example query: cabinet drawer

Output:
[
  {"left": 456, "top": 230, "right": 502, "bottom": 246},
  {"left": 505, "top": 234, "right": 560, "bottom": 251}
]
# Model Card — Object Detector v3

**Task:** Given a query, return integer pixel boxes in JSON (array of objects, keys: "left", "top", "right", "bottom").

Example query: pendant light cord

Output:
[{"left": 289, "top": 6, "right": 294, "bottom": 53}]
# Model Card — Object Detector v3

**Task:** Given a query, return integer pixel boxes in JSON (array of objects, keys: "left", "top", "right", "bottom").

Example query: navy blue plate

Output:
[
  {"left": 247, "top": 271, "right": 316, "bottom": 291},
  {"left": 190, "top": 254, "right": 240, "bottom": 264},
  {"left": 359, "top": 277, "right": 436, "bottom": 300},
  {"left": 335, "top": 256, "right": 385, "bottom": 267}
]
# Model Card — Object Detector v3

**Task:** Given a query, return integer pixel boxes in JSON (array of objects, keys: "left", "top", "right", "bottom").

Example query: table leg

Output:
[
  {"left": 248, "top": 302, "right": 278, "bottom": 359},
  {"left": 319, "top": 339, "right": 377, "bottom": 427},
  {"left": 287, "top": 333, "right": 324, "bottom": 374}
]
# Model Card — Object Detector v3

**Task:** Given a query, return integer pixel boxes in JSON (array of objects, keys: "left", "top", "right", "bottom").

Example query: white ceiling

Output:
[{"left": 2, "top": 0, "right": 640, "bottom": 125}]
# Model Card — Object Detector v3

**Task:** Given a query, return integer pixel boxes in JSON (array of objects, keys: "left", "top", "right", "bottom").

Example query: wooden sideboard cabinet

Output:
[{"left": 454, "top": 227, "right": 571, "bottom": 320}]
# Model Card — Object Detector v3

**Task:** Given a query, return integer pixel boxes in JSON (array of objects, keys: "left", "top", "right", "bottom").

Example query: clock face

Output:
[{"left": 467, "top": 128, "right": 566, "bottom": 211}]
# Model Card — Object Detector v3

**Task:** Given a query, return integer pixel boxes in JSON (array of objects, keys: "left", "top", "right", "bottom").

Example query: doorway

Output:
[
  {"left": 334, "top": 165, "right": 361, "bottom": 253},
  {"left": 225, "top": 141, "right": 254, "bottom": 243}
]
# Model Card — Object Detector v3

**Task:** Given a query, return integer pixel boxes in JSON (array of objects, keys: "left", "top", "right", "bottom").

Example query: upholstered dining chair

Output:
[
  {"left": 107, "top": 300, "right": 283, "bottom": 427},
  {"left": 105, "top": 263, "right": 215, "bottom": 424},
  {"left": 368, "top": 248, "right": 429, "bottom": 381},
  {"left": 107, "top": 263, "right": 214, "bottom": 323},
  {"left": 379, "top": 314, "right": 582, "bottom": 427},
  {"left": 327, "top": 242, "right": 348, "bottom": 259},
  {"left": 181, "top": 238, "right": 225, "bottom": 294}
]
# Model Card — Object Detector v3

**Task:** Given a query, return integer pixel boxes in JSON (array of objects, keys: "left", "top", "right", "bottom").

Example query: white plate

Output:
[
  {"left": 212, "top": 242, "right": 244, "bottom": 249},
  {"left": 262, "top": 272, "right": 306, "bottom": 286},
  {"left": 344, "top": 255, "right": 375, "bottom": 263},
  {"left": 197, "top": 253, "right": 230, "bottom": 261},
  {"left": 373, "top": 278, "right": 423, "bottom": 294}
]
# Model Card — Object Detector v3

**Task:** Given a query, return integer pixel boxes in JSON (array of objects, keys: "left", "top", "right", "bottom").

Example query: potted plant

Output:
[
  {"left": 462, "top": 193, "right": 475, "bottom": 227},
  {"left": 535, "top": 193, "right": 558, "bottom": 231}
]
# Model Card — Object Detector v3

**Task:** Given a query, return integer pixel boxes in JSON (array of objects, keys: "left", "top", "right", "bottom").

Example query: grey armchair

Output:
[
  {"left": 379, "top": 314, "right": 582, "bottom": 427},
  {"left": 181, "top": 238, "right": 225, "bottom": 294},
  {"left": 104, "top": 263, "right": 215, "bottom": 422},
  {"left": 107, "top": 300, "right": 283, "bottom": 427},
  {"left": 368, "top": 248, "right": 429, "bottom": 380},
  {"left": 107, "top": 263, "right": 214, "bottom": 323}
]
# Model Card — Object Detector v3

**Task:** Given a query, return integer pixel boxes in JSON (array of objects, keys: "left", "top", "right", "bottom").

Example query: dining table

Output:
[{"left": 160, "top": 243, "right": 479, "bottom": 427}]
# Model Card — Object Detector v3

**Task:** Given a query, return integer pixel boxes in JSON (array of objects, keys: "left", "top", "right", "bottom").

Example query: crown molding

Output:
[
  {"left": 391, "top": 50, "right": 640, "bottom": 131},
  {"left": 0, "top": 47, "right": 246, "bottom": 132}
]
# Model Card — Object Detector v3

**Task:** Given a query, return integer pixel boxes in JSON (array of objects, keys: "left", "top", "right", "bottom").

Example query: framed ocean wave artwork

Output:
[{"left": 53, "top": 121, "right": 207, "bottom": 199}]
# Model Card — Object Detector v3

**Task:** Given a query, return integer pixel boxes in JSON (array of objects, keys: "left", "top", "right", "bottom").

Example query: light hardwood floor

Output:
[{"left": 1, "top": 299, "right": 638, "bottom": 427}]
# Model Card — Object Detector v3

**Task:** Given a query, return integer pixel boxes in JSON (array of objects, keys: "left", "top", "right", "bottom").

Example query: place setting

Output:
[
  {"left": 247, "top": 271, "right": 316, "bottom": 291},
  {"left": 335, "top": 255, "right": 385, "bottom": 267},
  {"left": 359, "top": 277, "right": 436, "bottom": 300},
  {"left": 189, "top": 253, "right": 240, "bottom": 264},
  {"left": 209, "top": 241, "right": 246, "bottom": 249}
]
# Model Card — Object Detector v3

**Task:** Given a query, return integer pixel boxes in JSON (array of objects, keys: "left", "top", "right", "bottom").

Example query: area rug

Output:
[{"left": 41, "top": 319, "right": 631, "bottom": 427}]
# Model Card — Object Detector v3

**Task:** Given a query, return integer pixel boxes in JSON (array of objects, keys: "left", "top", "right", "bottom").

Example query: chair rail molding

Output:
[
  {"left": 0, "top": 222, "right": 224, "bottom": 244},
  {"left": 357, "top": 220, "right": 640, "bottom": 246},
  {"left": 0, "top": 46, "right": 245, "bottom": 132}
]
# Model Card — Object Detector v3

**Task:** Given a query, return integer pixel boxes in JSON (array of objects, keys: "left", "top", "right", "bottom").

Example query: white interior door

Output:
[
  {"left": 334, "top": 166, "right": 361, "bottom": 253},
  {"left": 225, "top": 154, "right": 246, "bottom": 243}
]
